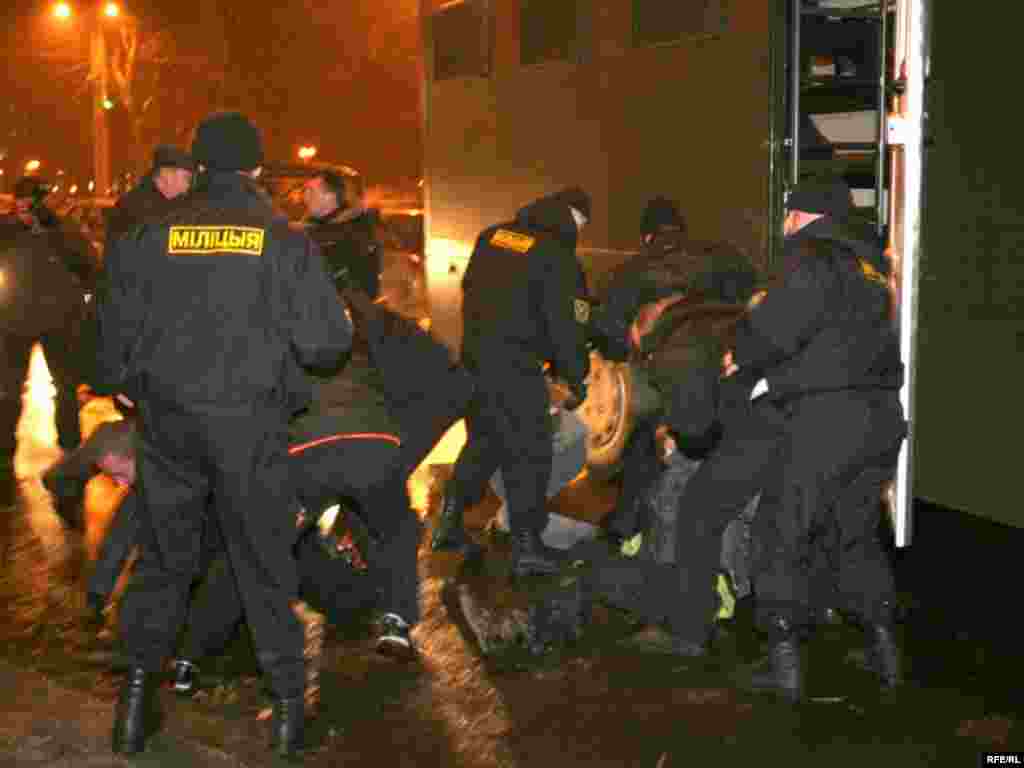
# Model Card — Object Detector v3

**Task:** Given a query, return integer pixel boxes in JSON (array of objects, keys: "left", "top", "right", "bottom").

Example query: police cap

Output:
[{"left": 152, "top": 145, "right": 196, "bottom": 173}]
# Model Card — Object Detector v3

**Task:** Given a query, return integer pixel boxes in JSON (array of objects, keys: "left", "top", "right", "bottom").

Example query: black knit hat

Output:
[
  {"left": 640, "top": 196, "right": 686, "bottom": 238},
  {"left": 191, "top": 112, "right": 264, "bottom": 172},
  {"left": 152, "top": 144, "right": 196, "bottom": 172},
  {"left": 550, "top": 186, "right": 591, "bottom": 221},
  {"left": 786, "top": 178, "right": 852, "bottom": 220}
]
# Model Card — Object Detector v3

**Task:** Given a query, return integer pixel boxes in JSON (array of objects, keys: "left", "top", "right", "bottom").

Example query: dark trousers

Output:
[
  {"left": 181, "top": 433, "right": 420, "bottom": 660},
  {"left": 289, "top": 434, "right": 421, "bottom": 624},
  {"left": 753, "top": 391, "right": 905, "bottom": 628},
  {"left": 451, "top": 367, "right": 552, "bottom": 534},
  {"left": 0, "top": 330, "right": 82, "bottom": 460},
  {"left": 118, "top": 398, "right": 304, "bottom": 699},
  {"left": 665, "top": 400, "right": 787, "bottom": 643},
  {"left": 603, "top": 422, "right": 661, "bottom": 540}
]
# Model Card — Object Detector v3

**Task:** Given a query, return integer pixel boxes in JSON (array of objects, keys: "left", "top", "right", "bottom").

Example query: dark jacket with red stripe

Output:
[{"left": 289, "top": 289, "right": 473, "bottom": 473}]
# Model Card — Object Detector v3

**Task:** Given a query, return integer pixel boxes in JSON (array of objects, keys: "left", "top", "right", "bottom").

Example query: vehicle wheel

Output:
[{"left": 574, "top": 351, "right": 635, "bottom": 479}]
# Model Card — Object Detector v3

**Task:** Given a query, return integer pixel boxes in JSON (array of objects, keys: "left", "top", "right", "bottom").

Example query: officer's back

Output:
[
  {"left": 98, "top": 119, "right": 350, "bottom": 407},
  {"left": 461, "top": 192, "right": 588, "bottom": 383}
]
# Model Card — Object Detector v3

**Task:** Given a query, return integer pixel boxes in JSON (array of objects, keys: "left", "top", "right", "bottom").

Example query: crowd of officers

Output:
[{"left": 0, "top": 108, "right": 906, "bottom": 758}]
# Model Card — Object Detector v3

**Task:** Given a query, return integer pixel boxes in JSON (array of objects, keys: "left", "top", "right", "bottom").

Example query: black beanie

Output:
[
  {"left": 550, "top": 186, "right": 591, "bottom": 221},
  {"left": 640, "top": 196, "right": 686, "bottom": 238},
  {"left": 191, "top": 112, "right": 264, "bottom": 172}
]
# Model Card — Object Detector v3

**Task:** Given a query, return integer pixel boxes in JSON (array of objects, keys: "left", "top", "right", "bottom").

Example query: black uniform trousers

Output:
[
  {"left": 451, "top": 363, "right": 552, "bottom": 535},
  {"left": 602, "top": 421, "right": 661, "bottom": 540},
  {"left": 180, "top": 433, "right": 420, "bottom": 661},
  {"left": 752, "top": 390, "right": 905, "bottom": 628},
  {"left": 664, "top": 398, "right": 788, "bottom": 643},
  {"left": 0, "top": 328, "right": 83, "bottom": 462},
  {"left": 118, "top": 397, "right": 304, "bottom": 700}
]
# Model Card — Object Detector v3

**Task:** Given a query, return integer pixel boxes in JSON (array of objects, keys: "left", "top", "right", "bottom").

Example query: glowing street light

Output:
[
  {"left": 53, "top": 1, "right": 72, "bottom": 19},
  {"left": 298, "top": 145, "right": 318, "bottom": 162},
  {"left": 25, "top": 160, "right": 41, "bottom": 173},
  {"left": 69, "top": 184, "right": 78, "bottom": 194},
  {"left": 103, "top": 2, "right": 120, "bottom": 18},
  {"left": 102, "top": 98, "right": 115, "bottom": 110}
]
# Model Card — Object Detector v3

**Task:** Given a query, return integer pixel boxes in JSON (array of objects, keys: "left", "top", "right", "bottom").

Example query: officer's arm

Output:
[
  {"left": 649, "top": 336, "right": 721, "bottom": 459},
  {"left": 541, "top": 249, "right": 591, "bottom": 390},
  {"left": 733, "top": 258, "right": 828, "bottom": 372},
  {"left": 93, "top": 231, "right": 146, "bottom": 395},
  {"left": 286, "top": 234, "right": 353, "bottom": 369}
]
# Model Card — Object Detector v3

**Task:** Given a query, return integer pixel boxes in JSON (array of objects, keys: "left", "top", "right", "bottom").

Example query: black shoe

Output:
[
  {"left": 172, "top": 659, "right": 198, "bottom": 696},
  {"left": 510, "top": 529, "right": 563, "bottom": 578},
  {"left": 376, "top": 613, "right": 416, "bottom": 661},
  {"left": 270, "top": 696, "right": 304, "bottom": 758},
  {"left": 432, "top": 487, "right": 482, "bottom": 558},
  {"left": 866, "top": 622, "right": 903, "bottom": 689},
  {"left": 112, "top": 667, "right": 159, "bottom": 755},
  {"left": 737, "top": 618, "right": 803, "bottom": 703}
]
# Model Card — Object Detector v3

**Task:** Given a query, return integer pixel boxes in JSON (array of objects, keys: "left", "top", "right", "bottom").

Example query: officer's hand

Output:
[{"left": 563, "top": 380, "right": 588, "bottom": 411}]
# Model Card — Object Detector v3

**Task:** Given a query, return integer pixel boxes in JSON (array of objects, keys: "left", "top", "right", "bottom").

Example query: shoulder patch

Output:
[
  {"left": 489, "top": 228, "right": 535, "bottom": 254},
  {"left": 574, "top": 297, "right": 591, "bottom": 324},
  {"left": 168, "top": 226, "right": 266, "bottom": 256},
  {"left": 857, "top": 259, "right": 888, "bottom": 288}
]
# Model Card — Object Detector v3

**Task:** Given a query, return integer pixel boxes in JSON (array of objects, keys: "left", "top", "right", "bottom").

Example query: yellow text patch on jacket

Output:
[
  {"left": 490, "top": 229, "right": 535, "bottom": 254},
  {"left": 858, "top": 259, "right": 887, "bottom": 288},
  {"left": 168, "top": 226, "right": 266, "bottom": 256}
]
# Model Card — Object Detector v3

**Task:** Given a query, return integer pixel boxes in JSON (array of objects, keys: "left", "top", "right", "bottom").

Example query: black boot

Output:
[
  {"left": 865, "top": 621, "right": 903, "bottom": 689},
  {"left": 510, "top": 529, "right": 563, "bottom": 578},
  {"left": 270, "top": 696, "right": 304, "bottom": 758},
  {"left": 432, "top": 484, "right": 481, "bottom": 558},
  {"left": 739, "top": 617, "right": 803, "bottom": 703},
  {"left": 112, "top": 667, "right": 158, "bottom": 755}
]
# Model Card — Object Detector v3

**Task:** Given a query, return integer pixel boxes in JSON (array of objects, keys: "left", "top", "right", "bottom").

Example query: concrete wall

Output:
[{"left": 422, "top": 0, "right": 774, "bottom": 350}]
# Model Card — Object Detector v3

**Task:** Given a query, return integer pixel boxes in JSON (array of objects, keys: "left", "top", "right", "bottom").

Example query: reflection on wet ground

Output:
[{"left": 0, "top": 346, "right": 1021, "bottom": 766}]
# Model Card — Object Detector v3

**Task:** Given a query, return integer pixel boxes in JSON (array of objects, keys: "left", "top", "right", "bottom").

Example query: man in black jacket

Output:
[
  {"left": 96, "top": 112, "right": 352, "bottom": 757},
  {"left": 0, "top": 177, "right": 97, "bottom": 481},
  {"left": 733, "top": 178, "right": 906, "bottom": 701},
  {"left": 303, "top": 170, "right": 381, "bottom": 298},
  {"left": 106, "top": 145, "right": 194, "bottom": 241},
  {"left": 433, "top": 187, "right": 592, "bottom": 577}
]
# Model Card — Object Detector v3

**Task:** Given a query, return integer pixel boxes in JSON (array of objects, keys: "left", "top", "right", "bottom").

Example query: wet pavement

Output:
[{"left": 0, "top": 346, "right": 1021, "bottom": 767}]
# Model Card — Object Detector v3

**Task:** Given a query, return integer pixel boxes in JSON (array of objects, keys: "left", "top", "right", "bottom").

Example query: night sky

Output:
[{"left": 1, "top": 0, "right": 421, "bottom": 191}]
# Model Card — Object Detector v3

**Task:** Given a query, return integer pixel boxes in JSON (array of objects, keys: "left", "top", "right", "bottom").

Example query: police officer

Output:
[
  {"left": 106, "top": 145, "right": 195, "bottom": 241},
  {"left": 0, "top": 177, "right": 96, "bottom": 482},
  {"left": 96, "top": 112, "right": 352, "bottom": 756},
  {"left": 433, "top": 187, "right": 591, "bottom": 577},
  {"left": 303, "top": 169, "right": 382, "bottom": 298},
  {"left": 733, "top": 178, "right": 906, "bottom": 701}
]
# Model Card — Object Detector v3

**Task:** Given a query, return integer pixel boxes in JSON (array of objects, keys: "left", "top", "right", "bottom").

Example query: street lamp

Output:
[
  {"left": 52, "top": 1, "right": 124, "bottom": 197},
  {"left": 298, "top": 145, "right": 318, "bottom": 162},
  {"left": 25, "top": 160, "right": 42, "bottom": 173}
]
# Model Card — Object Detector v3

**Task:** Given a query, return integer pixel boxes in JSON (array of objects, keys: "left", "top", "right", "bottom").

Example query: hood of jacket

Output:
[{"left": 514, "top": 194, "right": 579, "bottom": 251}]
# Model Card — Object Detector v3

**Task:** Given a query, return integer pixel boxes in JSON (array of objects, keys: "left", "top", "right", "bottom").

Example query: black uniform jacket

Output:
[
  {"left": 460, "top": 194, "right": 590, "bottom": 389},
  {"left": 592, "top": 233, "right": 758, "bottom": 362},
  {"left": 305, "top": 206, "right": 382, "bottom": 299},
  {"left": 734, "top": 231, "right": 901, "bottom": 402},
  {"left": 106, "top": 175, "right": 182, "bottom": 243},
  {"left": 95, "top": 171, "right": 352, "bottom": 407},
  {"left": 290, "top": 288, "right": 473, "bottom": 474},
  {"left": 0, "top": 214, "right": 95, "bottom": 336}
]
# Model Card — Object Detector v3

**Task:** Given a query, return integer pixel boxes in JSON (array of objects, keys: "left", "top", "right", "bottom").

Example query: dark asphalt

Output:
[{"left": 0, "top": 351, "right": 1020, "bottom": 767}]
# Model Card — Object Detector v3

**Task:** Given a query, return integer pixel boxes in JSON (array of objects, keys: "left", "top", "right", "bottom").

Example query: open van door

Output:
[{"left": 885, "top": 0, "right": 929, "bottom": 546}]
